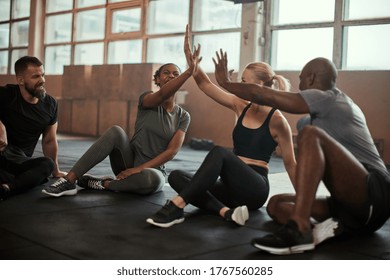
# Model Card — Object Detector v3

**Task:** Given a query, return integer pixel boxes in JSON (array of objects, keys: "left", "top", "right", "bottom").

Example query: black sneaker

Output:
[
  {"left": 42, "top": 177, "right": 77, "bottom": 197},
  {"left": 313, "top": 218, "right": 343, "bottom": 245},
  {"left": 78, "top": 174, "right": 113, "bottom": 190},
  {"left": 146, "top": 200, "right": 185, "bottom": 228},
  {"left": 251, "top": 220, "right": 315, "bottom": 255},
  {"left": 224, "top": 205, "right": 249, "bottom": 226}
]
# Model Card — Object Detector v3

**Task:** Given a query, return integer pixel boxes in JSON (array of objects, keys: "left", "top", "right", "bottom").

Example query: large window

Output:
[
  {"left": 1, "top": 0, "right": 243, "bottom": 75},
  {"left": 146, "top": 0, "right": 241, "bottom": 72},
  {"left": 0, "top": 0, "right": 30, "bottom": 74},
  {"left": 268, "top": 0, "right": 390, "bottom": 70}
]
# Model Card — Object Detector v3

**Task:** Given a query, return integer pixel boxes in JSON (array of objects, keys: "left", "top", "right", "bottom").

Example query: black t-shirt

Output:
[{"left": 0, "top": 84, "right": 58, "bottom": 157}]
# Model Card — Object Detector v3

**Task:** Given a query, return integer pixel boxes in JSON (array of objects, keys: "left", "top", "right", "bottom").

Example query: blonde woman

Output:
[{"left": 147, "top": 26, "right": 296, "bottom": 228}]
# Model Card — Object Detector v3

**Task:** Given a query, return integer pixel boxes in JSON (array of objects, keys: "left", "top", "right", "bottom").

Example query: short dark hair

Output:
[{"left": 14, "top": 56, "right": 43, "bottom": 76}]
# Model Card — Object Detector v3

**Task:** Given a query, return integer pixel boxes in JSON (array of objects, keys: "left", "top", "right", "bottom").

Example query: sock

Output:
[{"left": 224, "top": 208, "right": 234, "bottom": 221}]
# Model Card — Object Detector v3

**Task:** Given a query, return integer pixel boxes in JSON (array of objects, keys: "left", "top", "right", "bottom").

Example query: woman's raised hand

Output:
[{"left": 184, "top": 24, "right": 202, "bottom": 75}]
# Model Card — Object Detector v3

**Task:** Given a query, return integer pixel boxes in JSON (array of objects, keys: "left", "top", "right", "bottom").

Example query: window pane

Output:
[
  {"left": 193, "top": 0, "right": 241, "bottom": 31},
  {"left": 147, "top": 0, "right": 189, "bottom": 34},
  {"left": 193, "top": 32, "right": 241, "bottom": 73},
  {"left": 74, "top": 43, "right": 104, "bottom": 65},
  {"left": 12, "top": 0, "right": 30, "bottom": 19},
  {"left": 147, "top": 36, "right": 186, "bottom": 71},
  {"left": 112, "top": 8, "right": 141, "bottom": 33},
  {"left": 11, "top": 48, "right": 27, "bottom": 74},
  {"left": 0, "top": 23, "right": 10, "bottom": 48},
  {"left": 46, "top": 0, "right": 73, "bottom": 13},
  {"left": 0, "top": 50, "right": 8, "bottom": 74},
  {"left": 344, "top": 0, "right": 390, "bottom": 20},
  {"left": 45, "top": 14, "right": 72, "bottom": 44},
  {"left": 271, "top": 28, "right": 333, "bottom": 70},
  {"left": 108, "top": 40, "right": 142, "bottom": 64},
  {"left": 45, "top": 45, "right": 71, "bottom": 74},
  {"left": 75, "top": 9, "right": 105, "bottom": 41},
  {"left": 272, "top": 0, "right": 335, "bottom": 25},
  {"left": 11, "top": 20, "right": 29, "bottom": 47},
  {"left": 0, "top": 0, "right": 11, "bottom": 21},
  {"left": 76, "top": 0, "right": 105, "bottom": 8},
  {"left": 343, "top": 24, "right": 390, "bottom": 70}
]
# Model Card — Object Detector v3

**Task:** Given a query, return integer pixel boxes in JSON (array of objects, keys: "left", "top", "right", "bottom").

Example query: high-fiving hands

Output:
[
  {"left": 184, "top": 24, "right": 202, "bottom": 75},
  {"left": 212, "top": 49, "right": 233, "bottom": 88}
]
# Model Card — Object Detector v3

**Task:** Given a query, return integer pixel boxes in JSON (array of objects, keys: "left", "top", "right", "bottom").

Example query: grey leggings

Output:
[{"left": 71, "top": 125, "right": 165, "bottom": 195}]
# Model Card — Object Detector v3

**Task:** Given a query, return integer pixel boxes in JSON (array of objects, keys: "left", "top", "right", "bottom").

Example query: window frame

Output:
[
  {"left": 0, "top": 0, "right": 30, "bottom": 74},
  {"left": 264, "top": 0, "right": 390, "bottom": 70}
]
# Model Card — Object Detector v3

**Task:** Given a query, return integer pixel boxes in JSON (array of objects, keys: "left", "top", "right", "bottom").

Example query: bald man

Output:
[{"left": 213, "top": 53, "right": 390, "bottom": 255}]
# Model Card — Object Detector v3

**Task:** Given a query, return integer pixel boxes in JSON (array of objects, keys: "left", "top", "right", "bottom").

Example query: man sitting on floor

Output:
[
  {"left": 213, "top": 52, "right": 390, "bottom": 255},
  {"left": 0, "top": 56, "right": 66, "bottom": 200}
]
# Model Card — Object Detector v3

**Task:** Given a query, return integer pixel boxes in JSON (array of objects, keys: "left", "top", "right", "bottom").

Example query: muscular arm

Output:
[
  {"left": 42, "top": 123, "right": 66, "bottom": 177},
  {"left": 116, "top": 129, "right": 186, "bottom": 180},
  {"left": 213, "top": 50, "right": 310, "bottom": 114}
]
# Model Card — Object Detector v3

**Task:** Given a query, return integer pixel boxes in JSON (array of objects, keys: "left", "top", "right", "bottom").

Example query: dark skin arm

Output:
[{"left": 213, "top": 49, "right": 310, "bottom": 114}]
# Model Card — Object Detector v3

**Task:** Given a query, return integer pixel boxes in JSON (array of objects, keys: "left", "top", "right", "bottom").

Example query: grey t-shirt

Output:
[
  {"left": 300, "top": 88, "right": 388, "bottom": 176},
  {"left": 130, "top": 91, "right": 190, "bottom": 172}
]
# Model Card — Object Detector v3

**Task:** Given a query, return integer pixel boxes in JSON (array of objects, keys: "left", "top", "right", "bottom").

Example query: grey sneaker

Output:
[
  {"left": 313, "top": 218, "right": 343, "bottom": 245},
  {"left": 146, "top": 200, "right": 185, "bottom": 228},
  {"left": 225, "top": 205, "right": 249, "bottom": 226},
  {"left": 78, "top": 174, "right": 114, "bottom": 190},
  {"left": 251, "top": 220, "right": 315, "bottom": 255},
  {"left": 42, "top": 177, "right": 77, "bottom": 197}
]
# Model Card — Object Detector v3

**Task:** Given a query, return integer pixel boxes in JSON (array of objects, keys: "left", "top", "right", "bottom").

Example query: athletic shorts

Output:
[{"left": 327, "top": 166, "right": 390, "bottom": 234}]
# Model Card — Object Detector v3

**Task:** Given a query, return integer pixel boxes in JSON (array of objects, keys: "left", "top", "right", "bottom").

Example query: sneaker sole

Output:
[
  {"left": 232, "top": 206, "right": 249, "bottom": 226},
  {"left": 146, "top": 217, "right": 185, "bottom": 228},
  {"left": 313, "top": 218, "right": 342, "bottom": 245},
  {"left": 252, "top": 241, "right": 315, "bottom": 255},
  {"left": 41, "top": 188, "right": 78, "bottom": 197}
]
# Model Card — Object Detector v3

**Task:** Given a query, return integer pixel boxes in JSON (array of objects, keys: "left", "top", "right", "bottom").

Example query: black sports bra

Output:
[{"left": 232, "top": 103, "right": 277, "bottom": 162}]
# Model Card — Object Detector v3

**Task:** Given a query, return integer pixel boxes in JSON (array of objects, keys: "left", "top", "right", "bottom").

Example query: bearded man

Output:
[{"left": 0, "top": 56, "right": 66, "bottom": 200}]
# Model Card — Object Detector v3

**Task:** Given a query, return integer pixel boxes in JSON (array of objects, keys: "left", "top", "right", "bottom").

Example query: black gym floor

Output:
[{"left": 0, "top": 135, "right": 389, "bottom": 260}]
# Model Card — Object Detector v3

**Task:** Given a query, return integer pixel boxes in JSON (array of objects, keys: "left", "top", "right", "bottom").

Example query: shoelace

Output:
[
  {"left": 52, "top": 178, "right": 68, "bottom": 188},
  {"left": 87, "top": 179, "right": 104, "bottom": 190}
]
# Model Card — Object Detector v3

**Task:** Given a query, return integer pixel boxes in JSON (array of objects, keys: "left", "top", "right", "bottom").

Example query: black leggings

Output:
[
  {"left": 0, "top": 155, "right": 54, "bottom": 195},
  {"left": 168, "top": 146, "right": 269, "bottom": 213}
]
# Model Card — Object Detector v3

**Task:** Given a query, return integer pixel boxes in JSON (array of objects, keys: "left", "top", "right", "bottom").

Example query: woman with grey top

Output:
[{"left": 42, "top": 46, "right": 199, "bottom": 197}]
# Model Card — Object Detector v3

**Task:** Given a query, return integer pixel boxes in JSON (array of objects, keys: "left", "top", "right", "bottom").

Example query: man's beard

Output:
[{"left": 26, "top": 83, "right": 46, "bottom": 99}]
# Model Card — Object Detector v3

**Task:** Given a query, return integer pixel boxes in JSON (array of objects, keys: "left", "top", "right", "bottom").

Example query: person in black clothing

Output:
[
  {"left": 0, "top": 56, "right": 65, "bottom": 200},
  {"left": 147, "top": 26, "right": 296, "bottom": 228}
]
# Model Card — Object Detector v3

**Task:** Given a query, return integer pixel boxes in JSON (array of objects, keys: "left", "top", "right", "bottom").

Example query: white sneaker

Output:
[
  {"left": 231, "top": 205, "right": 249, "bottom": 226},
  {"left": 313, "top": 218, "right": 343, "bottom": 245}
]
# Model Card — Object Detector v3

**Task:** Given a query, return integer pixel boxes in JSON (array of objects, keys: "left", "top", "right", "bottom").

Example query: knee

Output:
[
  {"left": 168, "top": 170, "right": 182, "bottom": 185},
  {"left": 209, "top": 145, "right": 228, "bottom": 158},
  {"left": 168, "top": 170, "right": 187, "bottom": 193},
  {"left": 106, "top": 125, "right": 126, "bottom": 138},
  {"left": 141, "top": 168, "right": 165, "bottom": 194},
  {"left": 297, "top": 125, "right": 323, "bottom": 146}
]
